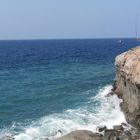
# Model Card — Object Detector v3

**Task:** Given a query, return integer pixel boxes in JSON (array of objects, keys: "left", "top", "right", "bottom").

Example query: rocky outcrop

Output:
[
  {"left": 113, "top": 46, "right": 140, "bottom": 128},
  {"left": 55, "top": 46, "right": 140, "bottom": 140}
]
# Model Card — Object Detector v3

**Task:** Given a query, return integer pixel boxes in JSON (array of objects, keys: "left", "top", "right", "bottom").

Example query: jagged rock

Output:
[
  {"left": 55, "top": 130, "right": 103, "bottom": 140},
  {"left": 113, "top": 46, "right": 140, "bottom": 128}
]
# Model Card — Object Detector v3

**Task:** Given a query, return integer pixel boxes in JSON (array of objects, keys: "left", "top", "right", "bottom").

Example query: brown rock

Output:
[
  {"left": 55, "top": 130, "right": 103, "bottom": 140},
  {"left": 114, "top": 46, "right": 140, "bottom": 128}
]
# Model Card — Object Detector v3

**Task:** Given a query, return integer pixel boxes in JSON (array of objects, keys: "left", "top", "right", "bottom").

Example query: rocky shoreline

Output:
[
  {"left": 55, "top": 46, "right": 140, "bottom": 140},
  {"left": 3, "top": 46, "right": 140, "bottom": 140}
]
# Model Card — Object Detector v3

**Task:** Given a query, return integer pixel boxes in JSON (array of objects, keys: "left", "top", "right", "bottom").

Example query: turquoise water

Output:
[{"left": 0, "top": 39, "right": 139, "bottom": 139}]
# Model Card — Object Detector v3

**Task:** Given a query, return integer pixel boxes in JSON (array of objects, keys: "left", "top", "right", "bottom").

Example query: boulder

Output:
[{"left": 55, "top": 130, "right": 103, "bottom": 140}]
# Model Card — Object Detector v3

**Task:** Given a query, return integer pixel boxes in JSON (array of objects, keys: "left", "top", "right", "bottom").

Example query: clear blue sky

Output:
[{"left": 0, "top": 0, "right": 140, "bottom": 40}]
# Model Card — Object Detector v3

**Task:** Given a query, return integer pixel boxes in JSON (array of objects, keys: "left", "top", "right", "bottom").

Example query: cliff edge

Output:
[{"left": 113, "top": 46, "right": 140, "bottom": 128}]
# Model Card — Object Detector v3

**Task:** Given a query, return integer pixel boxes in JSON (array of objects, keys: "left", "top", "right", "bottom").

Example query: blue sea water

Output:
[{"left": 0, "top": 39, "right": 139, "bottom": 139}]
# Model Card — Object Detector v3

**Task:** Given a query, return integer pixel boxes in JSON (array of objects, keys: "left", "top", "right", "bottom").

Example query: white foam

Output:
[{"left": 0, "top": 85, "right": 126, "bottom": 140}]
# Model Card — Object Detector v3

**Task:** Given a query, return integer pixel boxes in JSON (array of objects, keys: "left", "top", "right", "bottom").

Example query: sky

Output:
[{"left": 0, "top": 0, "right": 140, "bottom": 40}]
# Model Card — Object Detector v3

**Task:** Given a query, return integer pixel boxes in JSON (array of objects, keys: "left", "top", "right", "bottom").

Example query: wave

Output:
[{"left": 0, "top": 85, "right": 126, "bottom": 140}]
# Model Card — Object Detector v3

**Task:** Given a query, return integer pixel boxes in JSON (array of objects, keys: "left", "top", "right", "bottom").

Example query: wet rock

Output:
[{"left": 97, "top": 125, "right": 107, "bottom": 132}]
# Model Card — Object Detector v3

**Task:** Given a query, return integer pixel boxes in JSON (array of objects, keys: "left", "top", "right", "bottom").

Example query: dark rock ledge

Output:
[{"left": 55, "top": 46, "right": 140, "bottom": 140}]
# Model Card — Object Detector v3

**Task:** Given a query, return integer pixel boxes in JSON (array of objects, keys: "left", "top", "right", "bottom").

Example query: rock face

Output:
[{"left": 113, "top": 46, "right": 140, "bottom": 128}]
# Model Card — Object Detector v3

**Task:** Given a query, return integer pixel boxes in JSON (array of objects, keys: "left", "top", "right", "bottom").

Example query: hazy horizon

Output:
[{"left": 0, "top": 0, "right": 140, "bottom": 40}]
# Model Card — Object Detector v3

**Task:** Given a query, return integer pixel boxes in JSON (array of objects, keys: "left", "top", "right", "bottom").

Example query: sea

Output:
[{"left": 0, "top": 39, "right": 139, "bottom": 140}]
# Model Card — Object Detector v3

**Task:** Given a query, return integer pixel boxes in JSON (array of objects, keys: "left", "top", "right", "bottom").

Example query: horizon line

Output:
[{"left": 0, "top": 37, "right": 137, "bottom": 41}]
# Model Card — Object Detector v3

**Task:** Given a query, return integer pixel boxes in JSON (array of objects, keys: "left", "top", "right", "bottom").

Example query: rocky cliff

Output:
[{"left": 113, "top": 46, "right": 140, "bottom": 128}]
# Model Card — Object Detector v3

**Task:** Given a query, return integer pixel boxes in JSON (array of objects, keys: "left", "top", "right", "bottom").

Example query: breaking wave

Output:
[{"left": 0, "top": 85, "right": 126, "bottom": 140}]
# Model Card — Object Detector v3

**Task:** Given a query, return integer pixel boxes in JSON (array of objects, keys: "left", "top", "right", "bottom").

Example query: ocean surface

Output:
[{"left": 0, "top": 39, "right": 139, "bottom": 140}]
